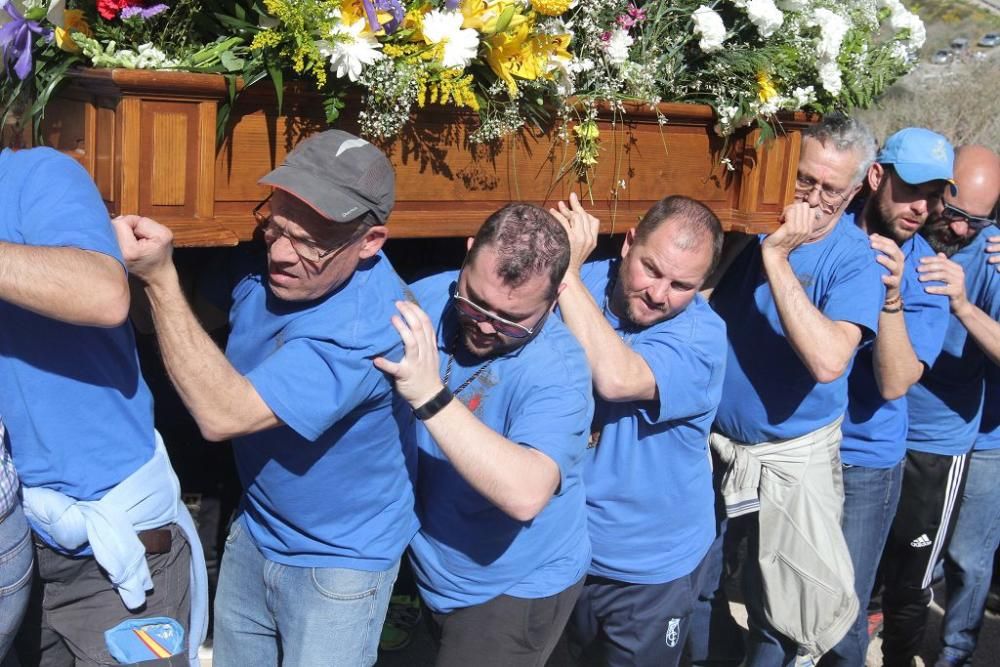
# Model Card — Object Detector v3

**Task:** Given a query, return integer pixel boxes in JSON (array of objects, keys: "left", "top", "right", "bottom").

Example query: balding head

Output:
[
  {"left": 921, "top": 144, "right": 1000, "bottom": 256},
  {"left": 952, "top": 145, "right": 1000, "bottom": 212}
]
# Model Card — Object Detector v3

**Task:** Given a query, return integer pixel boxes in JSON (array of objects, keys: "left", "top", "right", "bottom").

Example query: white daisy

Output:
[
  {"left": 422, "top": 9, "right": 480, "bottom": 70},
  {"left": 318, "top": 16, "right": 384, "bottom": 83}
]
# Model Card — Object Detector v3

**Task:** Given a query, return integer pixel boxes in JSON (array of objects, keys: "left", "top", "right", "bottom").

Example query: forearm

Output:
[
  {"left": 559, "top": 273, "right": 655, "bottom": 401},
  {"left": 954, "top": 302, "right": 1000, "bottom": 366},
  {"left": 144, "top": 265, "right": 279, "bottom": 441},
  {"left": 422, "top": 398, "right": 560, "bottom": 522},
  {"left": 871, "top": 309, "right": 923, "bottom": 400},
  {"left": 763, "top": 249, "right": 858, "bottom": 383},
  {"left": 0, "top": 241, "right": 129, "bottom": 327}
]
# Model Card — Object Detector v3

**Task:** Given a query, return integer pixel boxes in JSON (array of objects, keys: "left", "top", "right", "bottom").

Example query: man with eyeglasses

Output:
[
  {"left": 374, "top": 203, "right": 593, "bottom": 667},
  {"left": 113, "top": 130, "right": 418, "bottom": 667},
  {"left": 700, "top": 115, "right": 885, "bottom": 665},
  {"left": 541, "top": 193, "right": 726, "bottom": 667},
  {"left": 818, "top": 127, "right": 954, "bottom": 667},
  {"left": 881, "top": 143, "right": 1000, "bottom": 667}
]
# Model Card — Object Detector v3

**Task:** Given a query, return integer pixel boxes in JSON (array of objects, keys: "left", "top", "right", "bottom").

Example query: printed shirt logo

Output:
[
  {"left": 665, "top": 618, "right": 681, "bottom": 647},
  {"left": 931, "top": 139, "right": 948, "bottom": 163}
]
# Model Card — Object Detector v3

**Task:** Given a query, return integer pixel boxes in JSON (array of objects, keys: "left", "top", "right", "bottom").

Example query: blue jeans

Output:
[
  {"left": 819, "top": 461, "right": 903, "bottom": 667},
  {"left": 939, "top": 448, "right": 1000, "bottom": 664},
  {"left": 0, "top": 503, "right": 33, "bottom": 661},
  {"left": 213, "top": 514, "right": 399, "bottom": 667}
]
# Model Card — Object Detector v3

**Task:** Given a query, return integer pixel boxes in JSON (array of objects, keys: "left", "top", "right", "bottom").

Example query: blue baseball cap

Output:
[{"left": 877, "top": 128, "right": 956, "bottom": 192}]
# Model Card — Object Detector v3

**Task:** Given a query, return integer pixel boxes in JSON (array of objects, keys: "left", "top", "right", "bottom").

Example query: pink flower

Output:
[{"left": 615, "top": 3, "right": 647, "bottom": 32}]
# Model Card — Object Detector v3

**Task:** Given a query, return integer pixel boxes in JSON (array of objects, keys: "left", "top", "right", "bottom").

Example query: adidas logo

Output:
[{"left": 910, "top": 534, "right": 932, "bottom": 548}]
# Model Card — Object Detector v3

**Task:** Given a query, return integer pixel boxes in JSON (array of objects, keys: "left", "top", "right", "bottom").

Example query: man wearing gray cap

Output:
[{"left": 113, "top": 130, "right": 417, "bottom": 667}]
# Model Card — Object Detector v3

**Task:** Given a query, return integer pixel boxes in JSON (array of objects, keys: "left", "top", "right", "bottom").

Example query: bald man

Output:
[
  {"left": 877, "top": 145, "right": 1000, "bottom": 667},
  {"left": 911, "top": 145, "right": 999, "bottom": 667}
]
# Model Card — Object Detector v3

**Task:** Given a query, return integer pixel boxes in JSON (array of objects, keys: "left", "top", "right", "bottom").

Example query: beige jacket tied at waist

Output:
[{"left": 710, "top": 417, "right": 857, "bottom": 657}]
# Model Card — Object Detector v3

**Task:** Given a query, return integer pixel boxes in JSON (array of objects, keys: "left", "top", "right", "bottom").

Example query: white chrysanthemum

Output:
[
  {"left": 811, "top": 8, "right": 848, "bottom": 60},
  {"left": 605, "top": 27, "right": 634, "bottom": 65},
  {"left": 692, "top": 5, "right": 726, "bottom": 53},
  {"left": 791, "top": 85, "right": 815, "bottom": 106},
  {"left": 888, "top": 7, "right": 925, "bottom": 49},
  {"left": 318, "top": 17, "right": 384, "bottom": 82},
  {"left": 422, "top": 9, "right": 480, "bottom": 70},
  {"left": 745, "top": 0, "right": 784, "bottom": 38},
  {"left": 818, "top": 59, "right": 842, "bottom": 95}
]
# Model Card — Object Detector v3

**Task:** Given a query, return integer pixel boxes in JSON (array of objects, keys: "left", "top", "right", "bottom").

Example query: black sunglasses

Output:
[{"left": 941, "top": 202, "right": 998, "bottom": 232}]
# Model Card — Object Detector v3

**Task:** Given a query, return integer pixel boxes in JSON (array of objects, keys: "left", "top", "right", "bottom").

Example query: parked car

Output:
[
  {"left": 950, "top": 37, "right": 970, "bottom": 52},
  {"left": 979, "top": 32, "right": 1000, "bottom": 48},
  {"left": 931, "top": 49, "right": 954, "bottom": 64}
]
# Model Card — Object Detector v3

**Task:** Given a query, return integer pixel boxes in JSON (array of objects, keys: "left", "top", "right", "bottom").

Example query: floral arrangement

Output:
[
  {"left": 0, "top": 0, "right": 254, "bottom": 136},
  {"left": 0, "top": 0, "right": 926, "bottom": 173}
]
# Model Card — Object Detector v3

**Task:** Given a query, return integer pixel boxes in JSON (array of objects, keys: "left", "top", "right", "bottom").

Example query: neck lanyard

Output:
[{"left": 443, "top": 334, "right": 496, "bottom": 395}]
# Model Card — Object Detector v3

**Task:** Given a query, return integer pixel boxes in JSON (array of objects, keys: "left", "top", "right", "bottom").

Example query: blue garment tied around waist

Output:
[{"left": 21, "top": 433, "right": 208, "bottom": 666}]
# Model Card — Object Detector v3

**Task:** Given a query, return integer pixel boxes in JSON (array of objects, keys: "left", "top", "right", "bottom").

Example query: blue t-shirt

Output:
[
  {"left": 576, "top": 259, "right": 726, "bottom": 584},
  {"left": 907, "top": 228, "right": 1000, "bottom": 456},
  {"left": 224, "top": 250, "right": 418, "bottom": 570},
  {"left": 711, "top": 214, "right": 884, "bottom": 443},
  {"left": 407, "top": 271, "right": 593, "bottom": 614},
  {"left": 975, "top": 365, "right": 1000, "bottom": 451},
  {"left": 0, "top": 148, "right": 155, "bottom": 502},
  {"left": 841, "top": 234, "right": 949, "bottom": 468}
]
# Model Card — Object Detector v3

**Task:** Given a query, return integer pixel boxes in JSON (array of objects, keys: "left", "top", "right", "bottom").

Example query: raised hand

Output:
[
  {"left": 111, "top": 215, "right": 175, "bottom": 285},
  {"left": 373, "top": 300, "right": 444, "bottom": 409},
  {"left": 549, "top": 192, "right": 599, "bottom": 275},
  {"left": 986, "top": 234, "right": 1000, "bottom": 273},
  {"left": 762, "top": 201, "right": 817, "bottom": 258},
  {"left": 919, "top": 253, "right": 970, "bottom": 315},
  {"left": 870, "top": 233, "right": 905, "bottom": 303}
]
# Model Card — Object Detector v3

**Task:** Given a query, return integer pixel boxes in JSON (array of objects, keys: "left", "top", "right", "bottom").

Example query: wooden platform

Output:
[{"left": 38, "top": 69, "right": 816, "bottom": 246}]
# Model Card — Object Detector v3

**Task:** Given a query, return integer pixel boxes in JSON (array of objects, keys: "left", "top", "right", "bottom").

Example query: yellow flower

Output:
[
  {"left": 462, "top": 0, "right": 527, "bottom": 34},
  {"left": 757, "top": 71, "right": 778, "bottom": 103},
  {"left": 55, "top": 9, "right": 91, "bottom": 54},
  {"left": 531, "top": 0, "right": 572, "bottom": 17},
  {"left": 485, "top": 22, "right": 533, "bottom": 95},
  {"left": 574, "top": 120, "right": 600, "bottom": 142},
  {"left": 486, "top": 26, "right": 571, "bottom": 95}
]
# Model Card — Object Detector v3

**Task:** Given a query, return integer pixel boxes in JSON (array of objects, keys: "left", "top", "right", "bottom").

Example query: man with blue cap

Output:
[
  {"left": 819, "top": 127, "right": 954, "bottom": 667},
  {"left": 875, "top": 142, "right": 1000, "bottom": 667}
]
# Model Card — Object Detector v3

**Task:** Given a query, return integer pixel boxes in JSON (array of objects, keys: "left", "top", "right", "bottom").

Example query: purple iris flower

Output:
[
  {"left": 0, "top": 2, "right": 47, "bottom": 81},
  {"left": 361, "top": 0, "right": 405, "bottom": 34},
  {"left": 121, "top": 3, "right": 170, "bottom": 20}
]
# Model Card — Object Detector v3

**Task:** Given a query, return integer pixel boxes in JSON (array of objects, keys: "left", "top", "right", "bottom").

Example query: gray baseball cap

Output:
[{"left": 259, "top": 130, "right": 395, "bottom": 225}]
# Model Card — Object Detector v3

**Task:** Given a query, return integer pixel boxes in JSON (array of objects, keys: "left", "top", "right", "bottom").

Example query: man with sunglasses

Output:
[
  {"left": 113, "top": 130, "right": 418, "bottom": 667},
  {"left": 890, "top": 143, "right": 1000, "bottom": 667},
  {"left": 700, "top": 115, "right": 885, "bottom": 665},
  {"left": 818, "top": 127, "right": 954, "bottom": 667},
  {"left": 374, "top": 203, "right": 593, "bottom": 667},
  {"left": 543, "top": 193, "right": 726, "bottom": 667}
]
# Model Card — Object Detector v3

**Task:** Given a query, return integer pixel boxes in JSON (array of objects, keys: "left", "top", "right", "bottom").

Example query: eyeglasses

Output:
[
  {"left": 253, "top": 194, "right": 367, "bottom": 264},
  {"left": 794, "top": 175, "right": 853, "bottom": 213},
  {"left": 940, "top": 201, "right": 998, "bottom": 232},
  {"left": 452, "top": 292, "right": 544, "bottom": 339}
]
